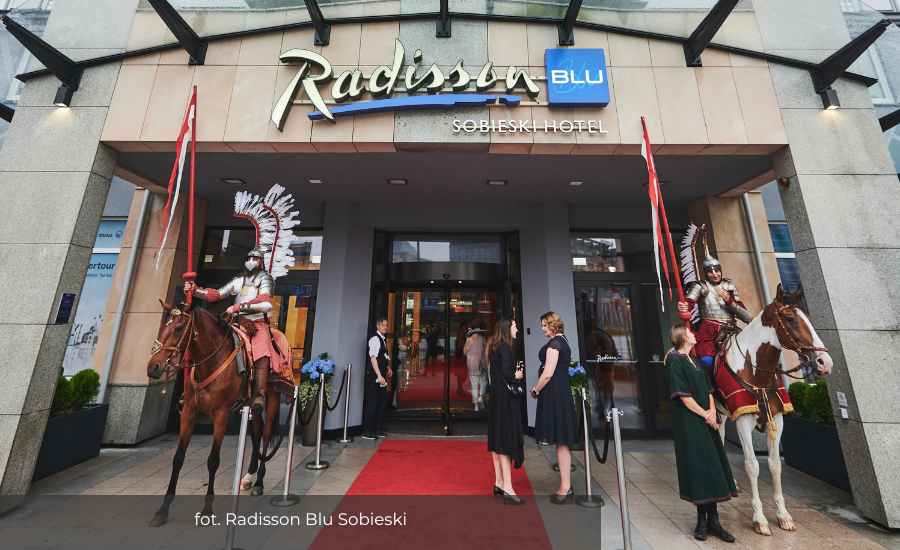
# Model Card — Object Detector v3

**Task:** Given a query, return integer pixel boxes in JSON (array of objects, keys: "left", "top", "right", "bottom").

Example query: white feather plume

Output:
[
  {"left": 680, "top": 223, "right": 701, "bottom": 322},
  {"left": 233, "top": 184, "right": 300, "bottom": 280}
]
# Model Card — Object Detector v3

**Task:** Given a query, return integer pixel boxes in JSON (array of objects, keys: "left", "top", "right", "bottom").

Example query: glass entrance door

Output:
[
  {"left": 387, "top": 288, "right": 500, "bottom": 418},
  {"left": 575, "top": 282, "right": 677, "bottom": 438},
  {"left": 392, "top": 290, "right": 447, "bottom": 412}
]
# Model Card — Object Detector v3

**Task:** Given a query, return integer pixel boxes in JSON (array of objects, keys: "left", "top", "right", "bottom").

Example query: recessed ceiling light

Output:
[
  {"left": 222, "top": 178, "right": 246, "bottom": 184},
  {"left": 388, "top": 179, "right": 408, "bottom": 185},
  {"left": 487, "top": 180, "right": 507, "bottom": 186},
  {"left": 641, "top": 180, "right": 669, "bottom": 187},
  {"left": 309, "top": 179, "right": 322, "bottom": 184},
  {"left": 570, "top": 181, "right": 583, "bottom": 186}
]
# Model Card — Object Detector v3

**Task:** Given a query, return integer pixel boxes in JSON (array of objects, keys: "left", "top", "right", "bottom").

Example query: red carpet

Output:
[
  {"left": 309, "top": 441, "right": 551, "bottom": 549},
  {"left": 347, "top": 440, "right": 532, "bottom": 495},
  {"left": 397, "top": 357, "right": 475, "bottom": 405}
]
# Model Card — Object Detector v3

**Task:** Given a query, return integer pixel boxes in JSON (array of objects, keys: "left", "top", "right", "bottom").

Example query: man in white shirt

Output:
[{"left": 363, "top": 317, "right": 393, "bottom": 439}]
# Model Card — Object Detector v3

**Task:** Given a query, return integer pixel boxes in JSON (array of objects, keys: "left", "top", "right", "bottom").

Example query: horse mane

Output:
[{"left": 191, "top": 305, "right": 233, "bottom": 337}]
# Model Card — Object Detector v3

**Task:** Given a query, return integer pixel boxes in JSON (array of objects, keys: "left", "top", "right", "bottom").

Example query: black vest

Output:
[{"left": 369, "top": 333, "right": 389, "bottom": 373}]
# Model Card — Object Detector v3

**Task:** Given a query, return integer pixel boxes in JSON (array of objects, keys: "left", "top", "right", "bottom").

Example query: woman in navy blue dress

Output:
[{"left": 531, "top": 311, "right": 579, "bottom": 504}]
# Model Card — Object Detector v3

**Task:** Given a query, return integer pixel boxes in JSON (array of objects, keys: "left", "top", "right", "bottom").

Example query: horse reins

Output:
[
  {"left": 716, "top": 302, "right": 828, "bottom": 440},
  {"left": 731, "top": 303, "right": 826, "bottom": 379},
  {"left": 151, "top": 309, "right": 242, "bottom": 401}
]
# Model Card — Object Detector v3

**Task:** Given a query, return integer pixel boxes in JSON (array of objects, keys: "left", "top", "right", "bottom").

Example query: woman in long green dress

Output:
[{"left": 666, "top": 324, "right": 737, "bottom": 543}]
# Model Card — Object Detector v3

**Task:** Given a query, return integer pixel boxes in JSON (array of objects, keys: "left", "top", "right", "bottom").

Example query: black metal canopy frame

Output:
[{"left": 0, "top": 0, "right": 889, "bottom": 114}]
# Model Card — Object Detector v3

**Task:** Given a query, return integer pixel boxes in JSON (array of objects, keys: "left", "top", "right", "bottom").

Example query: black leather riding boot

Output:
[
  {"left": 694, "top": 504, "right": 708, "bottom": 541},
  {"left": 707, "top": 502, "right": 736, "bottom": 543},
  {"left": 251, "top": 357, "right": 269, "bottom": 412}
]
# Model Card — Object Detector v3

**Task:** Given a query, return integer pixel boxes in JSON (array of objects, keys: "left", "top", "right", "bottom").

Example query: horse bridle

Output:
[
  {"left": 732, "top": 302, "right": 827, "bottom": 378},
  {"left": 150, "top": 308, "right": 237, "bottom": 394},
  {"left": 150, "top": 309, "right": 195, "bottom": 380}
]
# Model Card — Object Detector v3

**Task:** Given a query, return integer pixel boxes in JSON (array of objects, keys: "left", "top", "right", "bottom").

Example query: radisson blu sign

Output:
[
  {"left": 545, "top": 48, "right": 610, "bottom": 107},
  {"left": 270, "top": 40, "right": 609, "bottom": 129}
]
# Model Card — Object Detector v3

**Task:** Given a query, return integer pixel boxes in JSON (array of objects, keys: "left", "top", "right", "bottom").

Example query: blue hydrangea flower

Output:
[
  {"left": 310, "top": 371, "right": 319, "bottom": 379},
  {"left": 575, "top": 365, "right": 586, "bottom": 375},
  {"left": 568, "top": 366, "right": 576, "bottom": 377}
]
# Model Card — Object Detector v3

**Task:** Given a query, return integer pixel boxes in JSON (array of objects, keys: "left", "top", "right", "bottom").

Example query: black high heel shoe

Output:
[
  {"left": 501, "top": 491, "right": 526, "bottom": 505},
  {"left": 550, "top": 488, "right": 574, "bottom": 505},
  {"left": 493, "top": 485, "right": 503, "bottom": 499}
]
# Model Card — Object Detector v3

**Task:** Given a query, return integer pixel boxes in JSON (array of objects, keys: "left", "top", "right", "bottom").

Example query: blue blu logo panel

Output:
[{"left": 545, "top": 49, "right": 610, "bottom": 107}]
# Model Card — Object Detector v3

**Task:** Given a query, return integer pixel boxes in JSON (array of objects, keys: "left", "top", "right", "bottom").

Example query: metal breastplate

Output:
[
  {"left": 231, "top": 272, "right": 271, "bottom": 321},
  {"left": 698, "top": 281, "right": 736, "bottom": 322}
]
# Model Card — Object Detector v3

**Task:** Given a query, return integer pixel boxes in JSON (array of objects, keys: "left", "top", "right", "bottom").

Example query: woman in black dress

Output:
[
  {"left": 531, "top": 311, "right": 579, "bottom": 504},
  {"left": 486, "top": 317, "right": 526, "bottom": 505}
]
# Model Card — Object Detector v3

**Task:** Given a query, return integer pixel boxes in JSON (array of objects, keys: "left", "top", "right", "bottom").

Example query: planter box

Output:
[
  {"left": 781, "top": 416, "right": 851, "bottom": 493},
  {"left": 32, "top": 403, "right": 109, "bottom": 482}
]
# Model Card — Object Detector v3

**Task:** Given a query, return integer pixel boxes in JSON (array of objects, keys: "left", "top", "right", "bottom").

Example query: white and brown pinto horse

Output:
[{"left": 713, "top": 284, "right": 833, "bottom": 536}]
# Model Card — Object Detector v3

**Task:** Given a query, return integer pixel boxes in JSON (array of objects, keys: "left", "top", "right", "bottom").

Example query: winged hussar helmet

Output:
[{"left": 233, "top": 184, "right": 300, "bottom": 280}]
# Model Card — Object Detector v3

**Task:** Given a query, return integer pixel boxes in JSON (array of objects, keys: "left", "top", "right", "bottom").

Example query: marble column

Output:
[
  {"left": 755, "top": 0, "right": 900, "bottom": 527},
  {"left": 0, "top": 0, "right": 142, "bottom": 513}
]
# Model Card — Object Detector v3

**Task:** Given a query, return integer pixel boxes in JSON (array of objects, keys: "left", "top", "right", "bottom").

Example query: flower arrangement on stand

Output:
[
  {"left": 299, "top": 352, "right": 336, "bottom": 409},
  {"left": 568, "top": 359, "right": 591, "bottom": 406}
]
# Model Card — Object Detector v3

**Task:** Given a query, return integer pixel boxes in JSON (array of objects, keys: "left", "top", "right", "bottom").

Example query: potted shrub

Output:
[
  {"left": 32, "top": 369, "right": 110, "bottom": 481},
  {"left": 781, "top": 380, "right": 851, "bottom": 492}
]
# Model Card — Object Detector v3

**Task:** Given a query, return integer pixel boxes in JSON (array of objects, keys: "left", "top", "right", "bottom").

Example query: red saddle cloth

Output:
[
  {"left": 231, "top": 324, "right": 295, "bottom": 398},
  {"left": 714, "top": 360, "right": 792, "bottom": 422}
]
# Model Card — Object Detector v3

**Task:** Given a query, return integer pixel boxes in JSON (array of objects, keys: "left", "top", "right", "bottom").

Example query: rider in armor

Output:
[
  {"left": 185, "top": 245, "right": 276, "bottom": 412},
  {"left": 677, "top": 234, "right": 752, "bottom": 371}
]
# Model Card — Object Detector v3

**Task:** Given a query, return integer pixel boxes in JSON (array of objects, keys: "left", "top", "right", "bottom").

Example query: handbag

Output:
[{"left": 491, "top": 361, "right": 523, "bottom": 397}]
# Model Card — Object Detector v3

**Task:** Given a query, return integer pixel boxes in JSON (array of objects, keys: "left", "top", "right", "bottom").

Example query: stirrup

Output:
[{"left": 250, "top": 394, "right": 266, "bottom": 411}]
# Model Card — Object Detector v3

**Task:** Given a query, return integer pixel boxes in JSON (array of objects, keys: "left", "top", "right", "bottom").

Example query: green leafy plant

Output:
[
  {"left": 788, "top": 380, "right": 835, "bottom": 427},
  {"left": 568, "top": 359, "right": 591, "bottom": 407},
  {"left": 805, "top": 380, "right": 835, "bottom": 427},
  {"left": 787, "top": 381, "right": 809, "bottom": 418},
  {"left": 50, "top": 376, "right": 72, "bottom": 416},
  {"left": 49, "top": 369, "right": 100, "bottom": 417}
]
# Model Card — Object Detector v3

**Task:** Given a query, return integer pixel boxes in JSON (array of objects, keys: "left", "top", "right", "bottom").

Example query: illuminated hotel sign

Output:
[
  {"left": 545, "top": 48, "right": 610, "bottom": 107},
  {"left": 270, "top": 40, "right": 608, "bottom": 129}
]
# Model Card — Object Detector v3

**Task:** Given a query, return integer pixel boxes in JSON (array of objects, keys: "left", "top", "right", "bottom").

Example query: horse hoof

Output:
[
  {"left": 778, "top": 518, "right": 796, "bottom": 531},
  {"left": 240, "top": 481, "right": 251, "bottom": 491},
  {"left": 754, "top": 522, "right": 772, "bottom": 536},
  {"left": 251, "top": 486, "right": 264, "bottom": 497},
  {"left": 149, "top": 514, "right": 168, "bottom": 527}
]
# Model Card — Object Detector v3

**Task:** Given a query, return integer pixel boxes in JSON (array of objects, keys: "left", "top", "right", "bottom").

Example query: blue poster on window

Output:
[
  {"left": 62, "top": 253, "right": 119, "bottom": 376},
  {"left": 94, "top": 219, "right": 127, "bottom": 249},
  {"left": 545, "top": 49, "right": 610, "bottom": 107}
]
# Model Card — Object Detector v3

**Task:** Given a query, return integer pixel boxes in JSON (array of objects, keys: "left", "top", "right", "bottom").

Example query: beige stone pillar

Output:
[
  {"left": 90, "top": 189, "right": 207, "bottom": 444},
  {"left": 687, "top": 192, "right": 782, "bottom": 316}
]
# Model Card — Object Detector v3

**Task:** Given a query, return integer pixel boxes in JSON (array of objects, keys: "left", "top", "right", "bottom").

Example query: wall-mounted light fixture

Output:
[
  {"left": 570, "top": 181, "right": 583, "bottom": 186},
  {"left": 388, "top": 179, "right": 407, "bottom": 185},
  {"left": 53, "top": 86, "right": 74, "bottom": 107},
  {"left": 2, "top": 15, "right": 82, "bottom": 108},
  {"left": 309, "top": 179, "right": 322, "bottom": 184},
  {"left": 810, "top": 19, "right": 889, "bottom": 111},
  {"left": 222, "top": 178, "right": 246, "bottom": 184},
  {"left": 820, "top": 88, "right": 840, "bottom": 110},
  {"left": 487, "top": 180, "right": 507, "bottom": 186}
]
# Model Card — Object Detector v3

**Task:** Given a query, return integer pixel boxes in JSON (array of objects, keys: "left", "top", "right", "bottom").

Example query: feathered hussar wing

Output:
[
  {"left": 680, "top": 223, "right": 702, "bottom": 322},
  {"left": 233, "top": 184, "right": 301, "bottom": 279}
]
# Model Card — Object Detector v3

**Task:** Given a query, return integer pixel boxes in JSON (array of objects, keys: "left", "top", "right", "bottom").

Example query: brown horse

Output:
[{"left": 146, "top": 300, "right": 284, "bottom": 526}]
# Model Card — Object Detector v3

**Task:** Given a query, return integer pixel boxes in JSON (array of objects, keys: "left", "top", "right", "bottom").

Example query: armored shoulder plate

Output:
[{"left": 684, "top": 281, "right": 704, "bottom": 301}]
